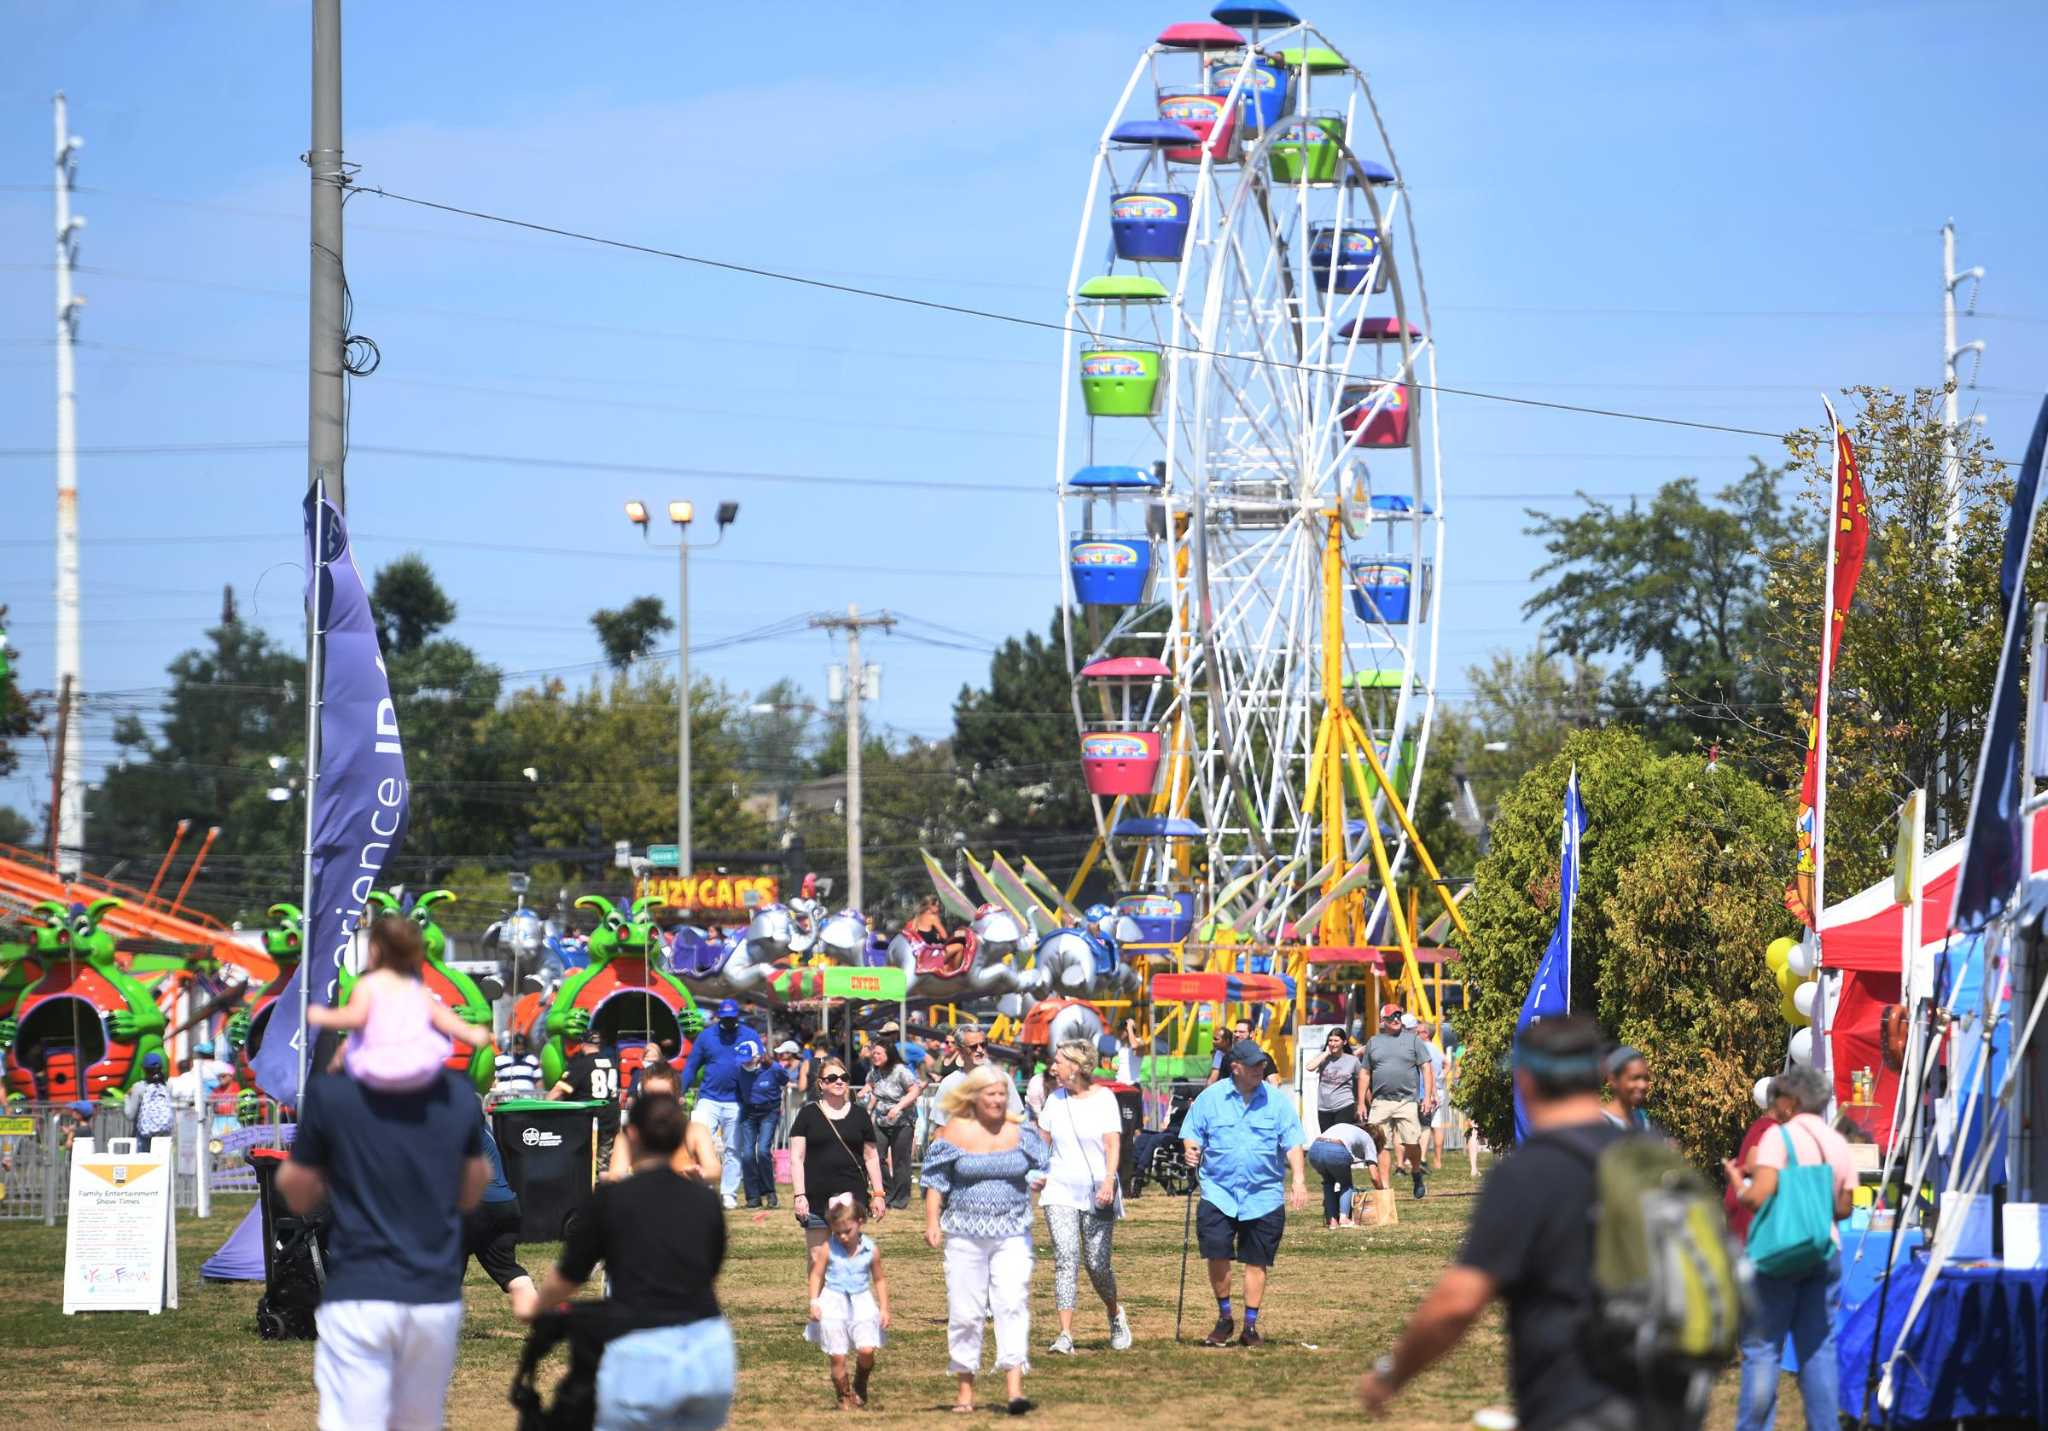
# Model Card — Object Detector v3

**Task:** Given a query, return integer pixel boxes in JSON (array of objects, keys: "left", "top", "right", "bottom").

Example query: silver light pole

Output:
[{"left": 627, "top": 500, "right": 739, "bottom": 886}]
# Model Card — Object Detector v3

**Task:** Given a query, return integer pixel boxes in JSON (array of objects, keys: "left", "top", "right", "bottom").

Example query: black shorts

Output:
[
  {"left": 464, "top": 1200, "right": 528, "bottom": 1291},
  {"left": 1195, "top": 1199, "right": 1286, "bottom": 1267}
]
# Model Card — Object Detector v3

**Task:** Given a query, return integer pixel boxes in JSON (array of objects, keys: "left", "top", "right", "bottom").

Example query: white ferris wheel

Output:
[{"left": 1054, "top": 3, "right": 1443, "bottom": 940}]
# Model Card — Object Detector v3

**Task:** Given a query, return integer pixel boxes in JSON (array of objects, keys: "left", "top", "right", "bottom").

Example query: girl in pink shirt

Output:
[{"left": 310, "top": 913, "right": 490, "bottom": 1092}]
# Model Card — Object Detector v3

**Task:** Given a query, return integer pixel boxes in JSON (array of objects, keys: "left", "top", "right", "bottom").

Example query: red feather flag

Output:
[{"left": 1788, "top": 399, "right": 1872, "bottom": 927}]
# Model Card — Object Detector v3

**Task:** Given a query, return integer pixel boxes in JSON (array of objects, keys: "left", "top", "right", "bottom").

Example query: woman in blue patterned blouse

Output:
[{"left": 921, "top": 1062, "right": 1050, "bottom": 1415}]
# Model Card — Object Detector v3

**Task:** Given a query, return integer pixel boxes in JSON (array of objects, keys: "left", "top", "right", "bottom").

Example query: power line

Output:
[{"left": 359, "top": 185, "right": 1794, "bottom": 442}]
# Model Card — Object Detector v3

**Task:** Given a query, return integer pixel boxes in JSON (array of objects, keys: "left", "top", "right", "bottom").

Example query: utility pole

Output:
[
  {"left": 308, "top": 0, "right": 346, "bottom": 510},
  {"left": 1940, "top": 220, "right": 1985, "bottom": 557},
  {"left": 52, "top": 94, "right": 84, "bottom": 878},
  {"left": 811, "top": 606, "right": 894, "bottom": 913}
]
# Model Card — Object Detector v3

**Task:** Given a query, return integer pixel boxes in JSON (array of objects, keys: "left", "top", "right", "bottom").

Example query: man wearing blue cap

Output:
[
  {"left": 679, "top": 997, "right": 762, "bottom": 1209},
  {"left": 1181, "top": 1038, "right": 1309, "bottom": 1347}
]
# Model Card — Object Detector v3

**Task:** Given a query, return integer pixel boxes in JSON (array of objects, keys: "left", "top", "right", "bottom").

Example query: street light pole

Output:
[
  {"left": 626, "top": 499, "right": 739, "bottom": 889},
  {"left": 676, "top": 534, "right": 691, "bottom": 877}
]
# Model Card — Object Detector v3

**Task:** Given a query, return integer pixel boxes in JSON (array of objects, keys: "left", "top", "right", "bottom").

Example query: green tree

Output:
[
  {"left": 472, "top": 668, "right": 766, "bottom": 863},
  {"left": 0, "top": 806, "right": 32, "bottom": 846},
  {"left": 792, "top": 733, "right": 963, "bottom": 924},
  {"left": 734, "top": 678, "right": 825, "bottom": 798},
  {"left": 370, "top": 554, "right": 457, "bottom": 657},
  {"left": 86, "top": 610, "right": 305, "bottom": 918},
  {"left": 0, "top": 612, "right": 34, "bottom": 781},
  {"left": 1456, "top": 727, "right": 1794, "bottom": 1172},
  {"left": 364, "top": 557, "right": 503, "bottom": 874},
  {"left": 1755, "top": 385, "right": 2048, "bottom": 899},
  {"left": 591, "top": 597, "right": 674, "bottom": 671},
  {"left": 1460, "top": 647, "right": 1611, "bottom": 825},
  {"left": 1524, "top": 463, "right": 1808, "bottom": 750}
]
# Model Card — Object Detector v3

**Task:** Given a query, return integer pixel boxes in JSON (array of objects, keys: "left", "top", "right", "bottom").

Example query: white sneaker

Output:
[
  {"left": 1109, "top": 1306, "right": 1133, "bottom": 1351},
  {"left": 1046, "top": 1331, "right": 1074, "bottom": 1355},
  {"left": 721, "top": 1193, "right": 738, "bottom": 1210}
]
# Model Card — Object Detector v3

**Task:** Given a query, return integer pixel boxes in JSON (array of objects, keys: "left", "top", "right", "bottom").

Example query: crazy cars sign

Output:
[{"left": 633, "top": 873, "right": 778, "bottom": 920}]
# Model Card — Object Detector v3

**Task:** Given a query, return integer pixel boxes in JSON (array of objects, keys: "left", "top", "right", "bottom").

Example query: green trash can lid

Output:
[{"left": 493, "top": 1098, "right": 607, "bottom": 1112}]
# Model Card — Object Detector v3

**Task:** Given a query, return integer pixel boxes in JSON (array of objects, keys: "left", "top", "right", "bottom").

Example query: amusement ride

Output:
[{"left": 0, "top": 2, "right": 1469, "bottom": 1108}]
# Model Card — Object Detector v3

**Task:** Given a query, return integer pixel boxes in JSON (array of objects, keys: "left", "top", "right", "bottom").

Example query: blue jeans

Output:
[
  {"left": 1308, "top": 1140, "right": 1355, "bottom": 1222},
  {"left": 696, "top": 1097, "right": 741, "bottom": 1200},
  {"left": 596, "top": 1318, "right": 736, "bottom": 1430},
  {"left": 735, "top": 1107, "right": 778, "bottom": 1202},
  {"left": 1737, "top": 1251, "right": 1840, "bottom": 1431}
]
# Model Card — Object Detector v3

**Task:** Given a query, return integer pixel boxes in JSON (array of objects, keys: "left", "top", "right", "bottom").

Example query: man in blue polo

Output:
[
  {"left": 1182, "top": 1038, "right": 1309, "bottom": 1348},
  {"left": 678, "top": 997, "right": 761, "bottom": 1209}
]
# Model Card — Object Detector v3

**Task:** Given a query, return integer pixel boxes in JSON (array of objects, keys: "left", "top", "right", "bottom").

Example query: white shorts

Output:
[
  {"left": 313, "top": 1299, "right": 463, "bottom": 1431},
  {"left": 807, "top": 1287, "right": 884, "bottom": 1355}
]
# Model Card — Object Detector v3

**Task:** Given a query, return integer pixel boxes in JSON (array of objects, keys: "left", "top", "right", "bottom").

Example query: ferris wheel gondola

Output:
[{"left": 1054, "top": 7, "right": 1444, "bottom": 947}]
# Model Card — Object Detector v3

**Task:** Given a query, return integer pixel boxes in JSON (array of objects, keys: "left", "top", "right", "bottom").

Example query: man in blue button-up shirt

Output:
[{"left": 1181, "top": 1039, "right": 1309, "bottom": 1348}]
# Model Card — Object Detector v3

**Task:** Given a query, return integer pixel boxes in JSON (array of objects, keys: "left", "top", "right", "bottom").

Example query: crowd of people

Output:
[{"left": 262, "top": 911, "right": 1855, "bottom": 1431}]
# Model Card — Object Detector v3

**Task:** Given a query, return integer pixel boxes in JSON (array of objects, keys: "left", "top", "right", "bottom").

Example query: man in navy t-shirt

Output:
[{"left": 280, "top": 1067, "right": 489, "bottom": 1431}]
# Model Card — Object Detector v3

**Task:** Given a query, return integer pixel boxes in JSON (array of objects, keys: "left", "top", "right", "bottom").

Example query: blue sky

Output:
[{"left": 3, "top": 1, "right": 2045, "bottom": 826}]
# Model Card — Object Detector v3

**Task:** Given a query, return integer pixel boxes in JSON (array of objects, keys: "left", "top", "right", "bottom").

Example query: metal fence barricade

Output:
[{"left": 0, "top": 1108, "right": 64, "bottom": 1224}]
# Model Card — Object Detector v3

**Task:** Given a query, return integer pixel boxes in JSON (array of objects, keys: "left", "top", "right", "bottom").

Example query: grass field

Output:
[{"left": 0, "top": 1159, "right": 1793, "bottom": 1428}]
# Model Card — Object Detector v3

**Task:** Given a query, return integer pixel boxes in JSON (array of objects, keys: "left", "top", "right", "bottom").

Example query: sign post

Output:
[
  {"left": 62, "top": 1137, "right": 177, "bottom": 1314},
  {"left": 647, "top": 844, "right": 680, "bottom": 868}
]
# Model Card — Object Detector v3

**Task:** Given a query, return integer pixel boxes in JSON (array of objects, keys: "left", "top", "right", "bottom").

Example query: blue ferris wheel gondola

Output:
[
  {"left": 1112, "top": 816, "right": 1206, "bottom": 839},
  {"left": 1210, "top": 1, "right": 1299, "bottom": 26},
  {"left": 1111, "top": 119, "right": 1202, "bottom": 148}
]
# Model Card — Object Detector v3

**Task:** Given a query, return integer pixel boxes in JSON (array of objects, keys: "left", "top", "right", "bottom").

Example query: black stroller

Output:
[
  {"left": 1130, "top": 1094, "right": 1195, "bottom": 1198},
  {"left": 248, "top": 1146, "right": 327, "bottom": 1340},
  {"left": 510, "top": 1303, "right": 621, "bottom": 1431}
]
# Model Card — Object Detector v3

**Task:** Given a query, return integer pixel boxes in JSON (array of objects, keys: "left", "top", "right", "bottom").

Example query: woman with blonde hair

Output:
[
  {"left": 921, "top": 1062, "right": 1049, "bottom": 1415},
  {"left": 1039, "top": 1037, "right": 1132, "bottom": 1354}
]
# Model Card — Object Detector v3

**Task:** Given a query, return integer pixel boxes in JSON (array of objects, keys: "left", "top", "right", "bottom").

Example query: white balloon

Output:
[
  {"left": 1753, "top": 1076, "right": 1775, "bottom": 1110},
  {"left": 1793, "top": 981, "right": 1820, "bottom": 1020},
  {"left": 1786, "top": 939, "right": 1818, "bottom": 980},
  {"left": 1787, "top": 1028, "right": 1815, "bottom": 1066}
]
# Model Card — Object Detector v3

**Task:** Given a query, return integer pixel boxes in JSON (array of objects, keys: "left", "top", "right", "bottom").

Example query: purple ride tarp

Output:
[{"left": 250, "top": 489, "right": 410, "bottom": 1108}]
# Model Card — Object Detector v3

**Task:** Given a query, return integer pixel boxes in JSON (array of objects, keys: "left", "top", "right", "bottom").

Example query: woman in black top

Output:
[
  {"left": 788, "top": 1057, "right": 886, "bottom": 1266},
  {"left": 515, "top": 1093, "right": 735, "bottom": 1429}
]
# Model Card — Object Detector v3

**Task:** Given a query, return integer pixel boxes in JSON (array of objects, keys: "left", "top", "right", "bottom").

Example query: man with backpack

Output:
[
  {"left": 1358, "top": 1015, "right": 1733, "bottom": 1430},
  {"left": 124, "top": 1052, "right": 176, "bottom": 1152}
]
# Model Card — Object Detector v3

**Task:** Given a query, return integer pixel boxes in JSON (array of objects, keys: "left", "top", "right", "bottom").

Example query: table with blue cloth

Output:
[{"left": 1837, "top": 1258, "right": 2048, "bottom": 1426}]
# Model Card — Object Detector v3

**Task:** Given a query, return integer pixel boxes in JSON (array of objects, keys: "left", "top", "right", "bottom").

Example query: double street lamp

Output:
[{"left": 625, "top": 499, "right": 739, "bottom": 878}]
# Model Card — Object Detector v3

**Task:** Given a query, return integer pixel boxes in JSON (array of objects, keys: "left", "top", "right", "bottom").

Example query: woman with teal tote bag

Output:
[{"left": 1722, "top": 1066, "right": 1857, "bottom": 1431}]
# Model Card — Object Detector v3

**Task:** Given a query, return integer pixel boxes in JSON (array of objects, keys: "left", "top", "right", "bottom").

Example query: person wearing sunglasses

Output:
[
  {"left": 788, "top": 1059, "right": 888, "bottom": 1270},
  {"left": 932, "top": 1025, "right": 1024, "bottom": 1120}
]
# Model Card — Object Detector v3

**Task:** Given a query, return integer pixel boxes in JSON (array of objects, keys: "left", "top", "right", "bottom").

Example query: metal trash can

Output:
[{"left": 491, "top": 1099, "right": 603, "bottom": 1242}]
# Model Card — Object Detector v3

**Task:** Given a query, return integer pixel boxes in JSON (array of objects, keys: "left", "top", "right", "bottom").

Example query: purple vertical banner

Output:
[{"left": 251, "top": 489, "right": 409, "bottom": 1104}]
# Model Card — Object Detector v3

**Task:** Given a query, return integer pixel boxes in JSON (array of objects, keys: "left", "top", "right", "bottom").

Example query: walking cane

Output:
[{"left": 1173, "top": 1160, "right": 1197, "bottom": 1342}]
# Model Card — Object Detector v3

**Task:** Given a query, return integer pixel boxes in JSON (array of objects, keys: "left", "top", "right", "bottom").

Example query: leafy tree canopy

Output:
[
  {"left": 1524, "top": 461, "right": 1807, "bottom": 750},
  {"left": 370, "top": 554, "right": 457, "bottom": 657},
  {"left": 591, "top": 597, "right": 674, "bottom": 671},
  {"left": 1456, "top": 726, "right": 1795, "bottom": 1172}
]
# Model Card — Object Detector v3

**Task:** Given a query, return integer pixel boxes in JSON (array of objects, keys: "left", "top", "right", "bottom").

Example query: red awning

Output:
[
  {"left": 1151, "top": 972, "right": 1294, "bottom": 1003},
  {"left": 1819, "top": 807, "right": 2048, "bottom": 971},
  {"left": 1304, "top": 946, "right": 1385, "bottom": 966}
]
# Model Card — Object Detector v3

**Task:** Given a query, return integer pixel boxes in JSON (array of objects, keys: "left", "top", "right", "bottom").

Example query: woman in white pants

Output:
[{"left": 921, "top": 1063, "right": 1049, "bottom": 1415}]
